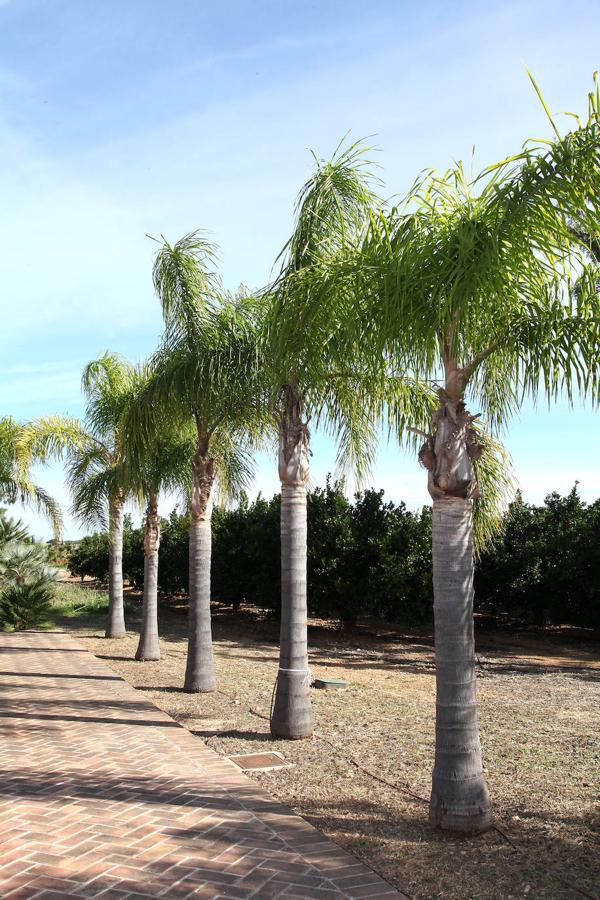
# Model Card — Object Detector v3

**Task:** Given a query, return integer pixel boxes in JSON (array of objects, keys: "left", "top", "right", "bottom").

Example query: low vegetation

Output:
[
  {"left": 68, "top": 482, "right": 600, "bottom": 629},
  {"left": 0, "top": 509, "right": 57, "bottom": 631}
]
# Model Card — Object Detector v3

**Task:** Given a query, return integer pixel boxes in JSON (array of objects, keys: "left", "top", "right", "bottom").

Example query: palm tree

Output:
[
  {"left": 20, "top": 353, "right": 139, "bottom": 638},
  {"left": 265, "top": 141, "right": 434, "bottom": 739},
  {"left": 122, "top": 378, "right": 196, "bottom": 661},
  {"left": 289, "top": 87, "right": 600, "bottom": 831},
  {"left": 0, "top": 416, "right": 62, "bottom": 535},
  {"left": 128, "top": 234, "right": 261, "bottom": 691}
]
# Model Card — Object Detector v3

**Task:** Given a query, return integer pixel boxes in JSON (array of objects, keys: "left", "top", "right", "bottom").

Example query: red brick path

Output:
[{"left": 0, "top": 631, "right": 402, "bottom": 899}]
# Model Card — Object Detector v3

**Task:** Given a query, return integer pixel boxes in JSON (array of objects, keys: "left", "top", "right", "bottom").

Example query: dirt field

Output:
[{"left": 56, "top": 590, "right": 600, "bottom": 900}]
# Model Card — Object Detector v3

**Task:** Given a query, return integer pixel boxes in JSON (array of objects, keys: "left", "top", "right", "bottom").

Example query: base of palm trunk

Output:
[
  {"left": 270, "top": 672, "right": 313, "bottom": 739},
  {"left": 183, "top": 662, "right": 216, "bottom": 693},
  {"left": 135, "top": 643, "right": 160, "bottom": 661},
  {"left": 105, "top": 625, "right": 126, "bottom": 639},
  {"left": 183, "top": 679, "right": 216, "bottom": 693},
  {"left": 429, "top": 786, "right": 492, "bottom": 835},
  {"left": 105, "top": 605, "right": 126, "bottom": 639}
]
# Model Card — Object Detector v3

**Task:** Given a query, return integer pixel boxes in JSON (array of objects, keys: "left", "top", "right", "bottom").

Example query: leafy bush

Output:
[
  {"left": 0, "top": 578, "right": 55, "bottom": 630},
  {"left": 476, "top": 486, "right": 600, "bottom": 627},
  {"left": 68, "top": 532, "right": 110, "bottom": 582},
  {"left": 65, "top": 482, "right": 600, "bottom": 629},
  {"left": 0, "top": 508, "right": 57, "bottom": 631}
]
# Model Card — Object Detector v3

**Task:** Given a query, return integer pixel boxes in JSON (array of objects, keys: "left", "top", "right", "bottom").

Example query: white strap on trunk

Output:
[{"left": 278, "top": 667, "right": 312, "bottom": 687}]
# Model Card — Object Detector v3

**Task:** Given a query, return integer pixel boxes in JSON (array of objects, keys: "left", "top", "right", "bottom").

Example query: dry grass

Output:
[{"left": 56, "top": 588, "right": 600, "bottom": 900}]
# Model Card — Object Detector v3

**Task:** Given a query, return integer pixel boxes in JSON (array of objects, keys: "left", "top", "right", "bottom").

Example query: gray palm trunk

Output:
[
  {"left": 419, "top": 362, "right": 491, "bottom": 834},
  {"left": 270, "top": 385, "right": 313, "bottom": 739},
  {"left": 184, "top": 442, "right": 216, "bottom": 692},
  {"left": 105, "top": 497, "right": 126, "bottom": 638},
  {"left": 135, "top": 493, "right": 161, "bottom": 661}
]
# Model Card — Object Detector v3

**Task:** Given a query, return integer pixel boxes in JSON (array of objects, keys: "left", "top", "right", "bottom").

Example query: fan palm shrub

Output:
[
  {"left": 0, "top": 508, "right": 57, "bottom": 631},
  {"left": 286, "top": 84, "right": 600, "bottom": 831}
]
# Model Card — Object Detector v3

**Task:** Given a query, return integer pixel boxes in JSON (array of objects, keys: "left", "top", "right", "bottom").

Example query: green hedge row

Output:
[{"left": 67, "top": 481, "right": 600, "bottom": 628}]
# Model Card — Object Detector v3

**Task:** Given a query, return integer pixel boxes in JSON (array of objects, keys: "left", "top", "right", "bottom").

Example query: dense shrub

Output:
[
  {"left": 68, "top": 532, "right": 110, "bottom": 582},
  {"left": 0, "top": 578, "right": 55, "bottom": 630},
  {"left": 475, "top": 487, "right": 600, "bottom": 627},
  {"left": 66, "top": 482, "right": 600, "bottom": 628},
  {"left": 0, "top": 508, "right": 57, "bottom": 631}
]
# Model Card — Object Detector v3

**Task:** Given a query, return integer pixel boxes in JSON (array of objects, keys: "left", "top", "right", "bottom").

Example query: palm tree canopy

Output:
[
  {"left": 123, "top": 362, "right": 255, "bottom": 509},
  {"left": 18, "top": 353, "right": 141, "bottom": 530},
  {"left": 288, "top": 87, "right": 600, "bottom": 430},
  {"left": 125, "top": 234, "right": 267, "bottom": 501},
  {"left": 261, "top": 140, "right": 437, "bottom": 483},
  {"left": 0, "top": 416, "right": 63, "bottom": 535}
]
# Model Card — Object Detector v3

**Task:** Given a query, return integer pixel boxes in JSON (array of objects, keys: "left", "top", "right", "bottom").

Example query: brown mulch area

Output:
[{"left": 57, "top": 595, "right": 600, "bottom": 900}]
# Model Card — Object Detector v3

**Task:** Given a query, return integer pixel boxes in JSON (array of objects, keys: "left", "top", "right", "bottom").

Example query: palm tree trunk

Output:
[
  {"left": 106, "top": 498, "right": 126, "bottom": 638},
  {"left": 271, "top": 384, "right": 313, "bottom": 739},
  {"left": 429, "top": 497, "right": 491, "bottom": 833},
  {"left": 420, "top": 365, "right": 491, "bottom": 834},
  {"left": 184, "top": 441, "right": 216, "bottom": 692},
  {"left": 135, "top": 493, "right": 161, "bottom": 661}
]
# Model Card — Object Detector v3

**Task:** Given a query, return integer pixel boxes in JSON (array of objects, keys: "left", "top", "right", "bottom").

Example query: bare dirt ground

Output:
[{"left": 56, "top": 591, "right": 600, "bottom": 900}]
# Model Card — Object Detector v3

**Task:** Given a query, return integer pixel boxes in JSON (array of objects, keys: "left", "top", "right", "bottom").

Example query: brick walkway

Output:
[{"left": 0, "top": 631, "right": 402, "bottom": 899}]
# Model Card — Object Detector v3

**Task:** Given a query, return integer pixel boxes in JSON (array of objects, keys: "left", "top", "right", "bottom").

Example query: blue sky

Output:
[{"left": 1, "top": 0, "right": 599, "bottom": 538}]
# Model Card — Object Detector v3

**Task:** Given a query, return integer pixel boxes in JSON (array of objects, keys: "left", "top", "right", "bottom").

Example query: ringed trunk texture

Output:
[
  {"left": 429, "top": 498, "right": 491, "bottom": 833},
  {"left": 105, "top": 499, "right": 126, "bottom": 638},
  {"left": 419, "top": 365, "right": 491, "bottom": 834},
  {"left": 270, "top": 385, "right": 313, "bottom": 740},
  {"left": 135, "top": 494, "right": 161, "bottom": 661},
  {"left": 184, "top": 446, "right": 216, "bottom": 693}
]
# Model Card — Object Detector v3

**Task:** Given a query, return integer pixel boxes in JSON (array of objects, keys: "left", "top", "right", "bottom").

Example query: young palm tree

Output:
[
  {"left": 20, "top": 353, "right": 139, "bottom": 638},
  {"left": 0, "top": 416, "right": 62, "bottom": 535},
  {"left": 265, "top": 142, "right": 434, "bottom": 739},
  {"left": 288, "top": 88, "right": 600, "bottom": 831},
  {"left": 128, "top": 234, "right": 261, "bottom": 691},
  {"left": 122, "top": 380, "right": 196, "bottom": 661},
  {"left": 133, "top": 438, "right": 193, "bottom": 661}
]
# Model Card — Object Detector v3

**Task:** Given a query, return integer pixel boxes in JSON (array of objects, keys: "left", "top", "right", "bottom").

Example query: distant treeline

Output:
[{"left": 66, "top": 481, "right": 600, "bottom": 628}]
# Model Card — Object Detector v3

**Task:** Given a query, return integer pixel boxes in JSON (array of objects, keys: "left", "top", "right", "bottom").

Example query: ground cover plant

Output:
[{"left": 56, "top": 591, "right": 600, "bottom": 900}]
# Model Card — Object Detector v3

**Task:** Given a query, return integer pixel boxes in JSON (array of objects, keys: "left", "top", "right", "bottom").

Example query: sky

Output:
[{"left": 1, "top": 0, "right": 599, "bottom": 539}]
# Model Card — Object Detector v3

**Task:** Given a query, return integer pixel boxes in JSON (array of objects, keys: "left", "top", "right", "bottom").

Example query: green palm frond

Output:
[
  {"left": 150, "top": 231, "right": 221, "bottom": 339},
  {"left": 82, "top": 353, "right": 139, "bottom": 443},
  {"left": 277, "top": 137, "right": 382, "bottom": 276},
  {"left": 0, "top": 416, "right": 63, "bottom": 537},
  {"left": 17, "top": 416, "right": 95, "bottom": 466},
  {"left": 286, "top": 80, "right": 600, "bottom": 427},
  {"left": 472, "top": 431, "right": 518, "bottom": 554}
]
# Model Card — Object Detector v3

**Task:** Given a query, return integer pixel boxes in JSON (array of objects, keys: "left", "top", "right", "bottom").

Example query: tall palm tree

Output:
[
  {"left": 287, "top": 87, "right": 600, "bottom": 831},
  {"left": 0, "top": 416, "right": 62, "bottom": 535},
  {"left": 20, "top": 353, "right": 139, "bottom": 638},
  {"left": 128, "top": 234, "right": 262, "bottom": 691},
  {"left": 265, "top": 142, "right": 433, "bottom": 739}
]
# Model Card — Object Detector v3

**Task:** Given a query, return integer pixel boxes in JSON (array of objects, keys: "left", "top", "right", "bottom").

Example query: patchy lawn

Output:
[{"left": 54, "top": 583, "right": 600, "bottom": 900}]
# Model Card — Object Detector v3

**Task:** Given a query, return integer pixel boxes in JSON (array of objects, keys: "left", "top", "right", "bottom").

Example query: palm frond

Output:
[
  {"left": 472, "top": 430, "right": 518, "bottom": 554},
  {"left": 151, "top": 231, "right": 221, "bottom": 339}
]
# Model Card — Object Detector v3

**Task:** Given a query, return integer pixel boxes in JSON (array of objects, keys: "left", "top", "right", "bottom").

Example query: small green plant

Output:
[
  {"left": 0, "top": 507, "right": 58, "bottom": 631},
  {"left": 0, "top": 578, "right": 55, "bottom": 630}
]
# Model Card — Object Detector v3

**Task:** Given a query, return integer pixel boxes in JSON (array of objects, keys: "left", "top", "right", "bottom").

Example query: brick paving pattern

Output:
[{"left": 0, "top": 631, "right": 403, "bottom": 899}]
